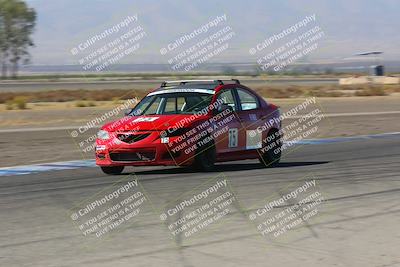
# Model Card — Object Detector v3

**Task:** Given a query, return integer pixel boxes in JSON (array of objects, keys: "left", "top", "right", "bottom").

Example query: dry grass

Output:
[
  {"left": 253, "top": 84, "right": 399, "bottom": 98},
  {"left": 0, "top": 89, "right": 148, "bottom": 104},
  {"left": 253, "top": 85, "right": 347, "bottom": 98},
  {"left": 354, "top": 87, "right": 387, "bottom": 96},
  {"left": 382, "top": 84, "right": 400, "bottom": 94},
  {"left": 0, "top": 84, "right": 398, "bottom": 105}
]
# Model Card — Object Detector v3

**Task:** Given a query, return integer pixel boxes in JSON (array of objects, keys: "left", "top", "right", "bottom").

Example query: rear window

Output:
[{"left": 237, "top": 89, "right": 259, "bottom": 110}]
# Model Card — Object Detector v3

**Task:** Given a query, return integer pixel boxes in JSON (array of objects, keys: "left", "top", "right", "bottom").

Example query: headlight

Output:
[{"left": 97, "top": 130, "right": 110, "bottom": 140}]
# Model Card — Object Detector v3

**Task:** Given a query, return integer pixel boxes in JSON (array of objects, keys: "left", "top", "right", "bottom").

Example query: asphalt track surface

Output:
[{"left": 1, "top": 136, "right": 399, "bottom": 266}]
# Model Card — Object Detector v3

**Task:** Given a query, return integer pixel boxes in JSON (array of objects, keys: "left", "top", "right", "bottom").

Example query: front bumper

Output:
[{"left": 95, "top": 131, "right": 196, "bottom": 167}]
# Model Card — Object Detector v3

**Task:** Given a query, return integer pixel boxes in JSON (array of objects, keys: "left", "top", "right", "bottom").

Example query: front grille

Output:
[
  {"left": 162, "top": 150, "right": 181, "bottom": 160},
  {"left": 117, "top": 133, "right": 150, "bottom": 144},
  {"left": 110, "top": 151, "right": 155, "bottom": 162}
]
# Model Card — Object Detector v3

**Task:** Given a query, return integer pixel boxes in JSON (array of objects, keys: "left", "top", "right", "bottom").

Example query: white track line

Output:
[{"left": 1, "top": 132, "right": 400, "bottom": 176}]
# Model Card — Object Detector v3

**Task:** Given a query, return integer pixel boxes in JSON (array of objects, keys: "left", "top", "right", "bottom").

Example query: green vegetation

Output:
[
  {"left": 0, "top": 0, "right": 36, "bottom": 78},
  {"left": 5, "top": 95, "right": 27, "bottom": 109},
  {"left": 74, "top": 100, "right": 96, "bottom": 107},
  {"left": 74, "top": 101, "right": 86, "bottom": 107}
]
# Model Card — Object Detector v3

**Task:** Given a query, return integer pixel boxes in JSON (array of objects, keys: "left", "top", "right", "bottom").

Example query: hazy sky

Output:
[{"left": 25, "top": 0, "right": 400, "bottom": 65}]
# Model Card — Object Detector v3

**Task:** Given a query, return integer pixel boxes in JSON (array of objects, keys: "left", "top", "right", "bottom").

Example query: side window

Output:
[
  {"left": 237, "top": 89, "right": 259, "bottom": 110},
  {"left": 216, "top": 90, "right": 237, "bottom": 111},
  {"left": 164, "top": 97, "right": 186, "bottom": 114}
]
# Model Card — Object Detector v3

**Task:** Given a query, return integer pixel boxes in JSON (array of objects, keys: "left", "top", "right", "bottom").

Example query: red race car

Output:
[{"left": 96, "top": 79, "right": 282, "bottom": 174}]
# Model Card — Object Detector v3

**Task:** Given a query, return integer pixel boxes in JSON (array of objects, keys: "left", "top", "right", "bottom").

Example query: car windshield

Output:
[{"left": 129, "top": 92, "right": 214, "bottom": 115}]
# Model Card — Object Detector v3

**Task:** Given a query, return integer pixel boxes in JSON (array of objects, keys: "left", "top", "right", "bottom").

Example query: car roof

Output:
[
  {"left": 155, "top": 79, "right": 240, "bottom": 91},
  {"left": 146, "top": 79, "right": 260, "bottom": 98}
]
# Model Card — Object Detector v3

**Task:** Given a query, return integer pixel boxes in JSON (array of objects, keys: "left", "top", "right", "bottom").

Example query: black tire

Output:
[
  {"left": 193, "top": 138, "right": 216, "bottom": 172},
  {"left": 101, "top": 166, "right": 124, "bottom": 175},
  {"left": 259, "top": 129, "right": 282, "bottom": 167}
]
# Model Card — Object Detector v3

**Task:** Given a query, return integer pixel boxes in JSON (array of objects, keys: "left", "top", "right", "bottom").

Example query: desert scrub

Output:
[
  {"left": 3, "top": 97, "right": 28, "bottom": 110},
  {"left": 86, "top": 101, "right": 96, "bottom": 107},
  {"left": 75, "top": 101, "right": 87, "bottom": 107},
  {"left": 355, "top": 86, "right": 386, "bottom": 96},
  {"left": 75, "top": 100, "right": 97, "bottom": 107},
  {"left": 5, "top": 100, "right": 14, "bottom": 110}
]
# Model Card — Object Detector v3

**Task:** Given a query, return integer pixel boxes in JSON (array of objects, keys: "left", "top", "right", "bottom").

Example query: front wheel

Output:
[
  {"left": 259, "top": 129, "right": 282, "bottom": 167},
  {"left": 193, "top": 138, "right": 216, "bottom": 172},
  {"left": 100, "top": 166, "right": 124, "bottom": 175}
]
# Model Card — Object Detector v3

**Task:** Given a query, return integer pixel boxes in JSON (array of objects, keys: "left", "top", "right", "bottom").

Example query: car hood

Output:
[{"left": 102, "top": 114, "right": 206, "bottom": 132}]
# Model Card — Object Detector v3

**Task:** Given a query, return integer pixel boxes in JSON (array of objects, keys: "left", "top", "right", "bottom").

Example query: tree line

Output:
[{"left": 0, "top": 0, "right": 36, "bottom": 78}]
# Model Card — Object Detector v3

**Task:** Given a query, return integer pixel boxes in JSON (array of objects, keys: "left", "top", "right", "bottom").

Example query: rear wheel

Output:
[
  {"left": 193, "top": 138, "right": 216, "bottom": 172},
  {"left": 259, "top": 129, "right": 281, "bottom": 167},
  {"left": 101, "top": 166, "right": 124, "bottom": 175}
]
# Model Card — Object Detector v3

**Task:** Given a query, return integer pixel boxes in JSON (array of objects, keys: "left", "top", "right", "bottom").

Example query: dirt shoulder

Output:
[{"left": 1, "top": 95, "right": 399, "bottom": 129}]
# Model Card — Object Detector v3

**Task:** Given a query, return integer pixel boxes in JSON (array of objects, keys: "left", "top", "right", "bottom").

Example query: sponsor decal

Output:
[
  {"left": 249, "top": 114, "right": 257, "bottom": 121},
  {"left": 161, "top": 137, "right": 169, "bottom": 144},
  {"left": 147, "top": 88, "right": 215, "bottom": 96},
  {"left": 96, "top": 145, "right": 106, "bottom": 151},
  {"left": 246, "top": 130, "right": 262, "bottom": 149},
  {"left": 228, "top": 128, "right": 238, "bottom": 148},
  {"left": 133, "top": 117, "right": 159, "bottom": 122}
]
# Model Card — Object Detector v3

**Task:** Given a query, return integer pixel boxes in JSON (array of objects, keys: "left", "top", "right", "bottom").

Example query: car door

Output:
[
  {"left": 234, "top": 87, "right": 264, "bottom": 153},
  {"left": 212, "top": 89, "right": 246, "bottom": 156}
]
